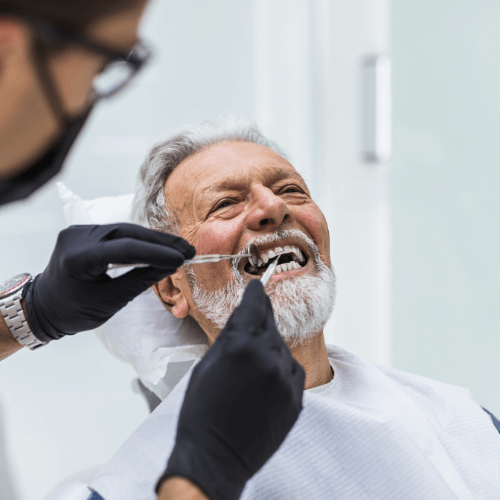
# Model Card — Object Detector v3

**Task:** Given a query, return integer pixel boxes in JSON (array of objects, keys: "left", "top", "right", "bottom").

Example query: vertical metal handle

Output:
[{"left": 362, "top": 54, "right": 392, "bottom": 163}]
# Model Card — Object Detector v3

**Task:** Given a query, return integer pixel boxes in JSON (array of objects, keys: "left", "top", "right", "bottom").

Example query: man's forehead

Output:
[
  {"left": 166, "top": 141, "right": 305, "bottom": 199},
  {"left": 199, "top": 167, "right": 304, "bottom": 198}
]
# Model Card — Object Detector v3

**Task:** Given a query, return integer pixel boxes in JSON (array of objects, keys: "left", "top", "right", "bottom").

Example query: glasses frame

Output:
[{"left": 24, "top": 15, "right": 153, "bottom": 100}]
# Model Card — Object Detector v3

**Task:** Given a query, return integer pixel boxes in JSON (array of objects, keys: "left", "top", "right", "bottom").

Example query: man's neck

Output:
[{"left": 290, "top": 332, "right": 332, "bottom": 389}]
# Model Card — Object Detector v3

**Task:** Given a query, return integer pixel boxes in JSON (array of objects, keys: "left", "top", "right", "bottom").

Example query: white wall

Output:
[{"left": 392, "top": 1, "right": 500, "bottom": 416}]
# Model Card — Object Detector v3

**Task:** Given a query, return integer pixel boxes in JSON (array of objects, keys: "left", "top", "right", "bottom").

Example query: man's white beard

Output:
[{"left": 185, "top": 229, "right": 336, "bottom": 347}]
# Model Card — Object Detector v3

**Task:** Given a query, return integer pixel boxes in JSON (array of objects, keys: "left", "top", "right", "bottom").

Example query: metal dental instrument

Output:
[
  {"left": 260, "top": 253, "right": 284, "bottom": 288},
  {"left": 107, "top": 250, "right": 255, "bottom": 271}
]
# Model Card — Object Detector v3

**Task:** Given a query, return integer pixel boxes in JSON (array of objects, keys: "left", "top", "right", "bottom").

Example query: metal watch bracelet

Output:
[{"left": 0, "top": 275, "right": 46, "bottom": 350}]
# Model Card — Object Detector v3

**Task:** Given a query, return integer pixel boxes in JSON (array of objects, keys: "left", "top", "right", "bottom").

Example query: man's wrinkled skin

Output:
[{"left": 154, "top": 140, "right": 334, "bottom": 390}]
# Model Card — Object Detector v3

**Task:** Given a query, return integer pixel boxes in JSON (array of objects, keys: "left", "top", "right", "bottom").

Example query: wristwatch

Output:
[{"left": 0, "top": 273, "right": 46, "bottom": 350}]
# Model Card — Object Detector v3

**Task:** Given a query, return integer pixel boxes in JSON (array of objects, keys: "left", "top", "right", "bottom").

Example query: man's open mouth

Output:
[{"left": 243, "top": 244, "right": 309, "bottom": 277}]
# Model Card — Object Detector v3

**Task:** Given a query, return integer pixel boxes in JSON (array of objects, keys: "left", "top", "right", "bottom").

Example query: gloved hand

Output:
[
  {"left": 157, "top": 279, "right": 305, "bottom": 500},
  {"left": 23, "top": 223, "right": 195, "bottom": 343}
]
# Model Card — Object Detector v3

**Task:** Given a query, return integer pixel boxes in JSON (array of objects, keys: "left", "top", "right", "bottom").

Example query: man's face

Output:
[{"left": 163, "top": 140, "right": 335, "bottom": 344}]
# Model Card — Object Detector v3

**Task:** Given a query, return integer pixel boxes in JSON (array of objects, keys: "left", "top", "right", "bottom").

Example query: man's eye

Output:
[
  {"left": 214, "top": 200, "right": 232, "bottom": 211},
  {"left": 281, "top": 186, "right": 302, "bottom": 194}
]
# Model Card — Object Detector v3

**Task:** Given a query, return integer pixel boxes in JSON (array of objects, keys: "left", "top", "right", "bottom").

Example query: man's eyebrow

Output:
[
  {"left": 272, "top": 168, "right": 305, "bottom": 182},
  {"left": 200, "top": 180, "right": 245, "bottom": 198},
  {"left": 199, "top": 168, "right": 305, "bottom": 200}
]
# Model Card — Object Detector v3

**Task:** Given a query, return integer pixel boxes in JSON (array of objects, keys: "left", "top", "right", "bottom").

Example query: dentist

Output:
[{"left": 0, "top": 2, "right": 304, "bottom": 499}]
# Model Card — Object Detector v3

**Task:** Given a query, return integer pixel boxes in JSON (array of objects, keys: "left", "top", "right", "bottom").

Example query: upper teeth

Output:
[{"left": 248, "top": 244, "right": 305, "bottom": 268}]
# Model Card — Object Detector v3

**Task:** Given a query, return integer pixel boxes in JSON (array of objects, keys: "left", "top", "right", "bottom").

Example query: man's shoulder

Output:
[
  {"left": 324, "top": 344, "right": 500, "bottom": 435},
  {"left": 326, "top": 344, "right": 469, "bottom": 392}
]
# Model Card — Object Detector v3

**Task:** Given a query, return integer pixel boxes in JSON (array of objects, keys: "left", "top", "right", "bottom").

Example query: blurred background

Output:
[{"left": 0, "top": 0, "right": 499, "bottom": 498}]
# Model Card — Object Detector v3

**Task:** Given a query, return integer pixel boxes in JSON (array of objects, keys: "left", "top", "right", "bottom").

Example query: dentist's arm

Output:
[
  {"left": 0, "top": 223, "right": 194, "bottom": 360},
  {"left": 0, "top": 315, "right": 23, "bottom": 360},
  {"left": 156, "top": 280, "right": 305, "bottom": 500}
]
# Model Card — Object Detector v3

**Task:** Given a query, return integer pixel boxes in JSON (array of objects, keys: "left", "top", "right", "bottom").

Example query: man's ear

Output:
[{"left": 153, "top": 276, "right": 190, "bottom": 319}]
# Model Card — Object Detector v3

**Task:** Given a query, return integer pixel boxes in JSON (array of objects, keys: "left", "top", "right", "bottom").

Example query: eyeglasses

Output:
[{"left": 25, "top": 15, "right": 153, "bottom": 100}]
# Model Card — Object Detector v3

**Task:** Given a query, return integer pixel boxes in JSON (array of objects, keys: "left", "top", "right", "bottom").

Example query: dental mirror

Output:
[{"left": 260, "top": 253, "right": 284, "bottom": 288}]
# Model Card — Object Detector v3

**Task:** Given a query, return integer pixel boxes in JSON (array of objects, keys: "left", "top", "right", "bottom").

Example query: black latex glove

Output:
[
  {"left": 156, "top": 279, "right": 305, "bottom": 500},
  {"left": 23, "top": 223, "right": 195, "bottom": 343}
]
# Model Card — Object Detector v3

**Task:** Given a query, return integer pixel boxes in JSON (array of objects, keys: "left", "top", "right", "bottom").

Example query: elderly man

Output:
[{"left": 85, "top": 117, "right": 500, "bottom": 500}]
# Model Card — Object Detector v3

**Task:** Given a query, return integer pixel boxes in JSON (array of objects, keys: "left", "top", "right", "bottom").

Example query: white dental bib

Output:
[{"left": 87, "top": 345, "right": 500, "bottom": 500}]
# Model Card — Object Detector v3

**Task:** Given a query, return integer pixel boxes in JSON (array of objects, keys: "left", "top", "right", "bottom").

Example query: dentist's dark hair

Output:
[{"left": 0, "top": 0, "right": 143, "bottom": 34}]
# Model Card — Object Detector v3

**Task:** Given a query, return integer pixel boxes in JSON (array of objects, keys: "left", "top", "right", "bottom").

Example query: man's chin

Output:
[
  {"left": 280, "top": 329, "right": 323, "bottom": 349},
  {"left": 265, "top": 270, "right": 336, "bottom": 348}
]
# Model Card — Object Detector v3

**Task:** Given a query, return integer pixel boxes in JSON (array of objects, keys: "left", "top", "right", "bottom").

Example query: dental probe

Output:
[
  {"left": 260, "top": 253, "right": 284, "bottom": 288},
  {"left": 107, "top": 252, "right": 253, "bottom": 271}
]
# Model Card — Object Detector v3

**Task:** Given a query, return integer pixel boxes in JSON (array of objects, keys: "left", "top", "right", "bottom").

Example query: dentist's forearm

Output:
[
  {"left": 0, "top": 313, "right": 23, "bottom": 361},
  {"left": 157, "top": 477, "right": 210, "bottom": 500}
]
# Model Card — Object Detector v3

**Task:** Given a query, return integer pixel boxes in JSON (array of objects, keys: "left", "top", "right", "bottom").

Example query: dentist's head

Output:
[{"left": 0, "top": 0, "right": 150, "bottom": 205}]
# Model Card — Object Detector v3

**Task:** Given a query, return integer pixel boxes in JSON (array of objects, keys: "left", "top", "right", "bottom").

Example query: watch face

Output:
[{"left": 0, "top": 273, "right": 31, "bottom": 297}]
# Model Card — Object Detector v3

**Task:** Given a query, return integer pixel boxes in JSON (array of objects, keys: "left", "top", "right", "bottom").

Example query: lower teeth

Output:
[{"left": 245, "top": 259, "right": 304, "bottom": 276}]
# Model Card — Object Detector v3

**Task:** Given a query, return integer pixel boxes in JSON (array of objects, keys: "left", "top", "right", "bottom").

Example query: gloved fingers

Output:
[
  {"left": 227, "top": 279, "right": 268, "bottom": 333},
  {"left": 259, "top": 306, "right": 294, "bottom": 370},
  {"left": 206, "top": 282, "right": 269, "bottom": 369},
  {"left": 97, "top": 223, "right": 195, "bottom": 258},
  {"left": 111, "top": 265, "right": 178, "bottom": 289},
  {"left": 259, "top": 294, "right": 291, "bottom": 358},
  {"left": 258, "top": 301, "right": 305, "bottom": 405},
  {"left": 75, "top": 239, "right": 186, "bottom": 277}
]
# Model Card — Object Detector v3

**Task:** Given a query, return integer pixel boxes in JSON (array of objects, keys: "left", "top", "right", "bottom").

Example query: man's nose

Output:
[{"left": 246, "top": 186, "right": 292, "bottom": 231}]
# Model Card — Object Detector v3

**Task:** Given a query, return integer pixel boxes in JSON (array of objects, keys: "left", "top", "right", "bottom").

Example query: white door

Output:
[{"left": 253, "top": 0, "right": 392, "bottom": 365}]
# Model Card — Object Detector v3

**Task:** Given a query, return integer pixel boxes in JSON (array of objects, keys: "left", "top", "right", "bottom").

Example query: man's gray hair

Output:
[{"left": 132, "top": 116, "right": 287, "bottom": 234}]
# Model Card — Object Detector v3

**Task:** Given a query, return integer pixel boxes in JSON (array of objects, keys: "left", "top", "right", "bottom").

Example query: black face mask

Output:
[
  {"left": 0, "top": 15, "right": 151, "bottom": 208},
  {"left": 0, "top": 106, "right": 93, "bottom": 207}
]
